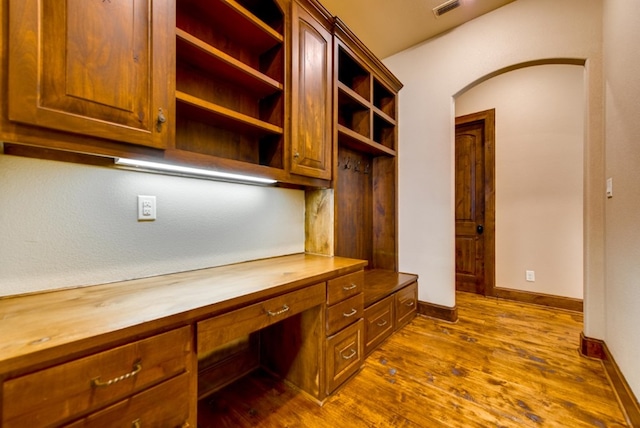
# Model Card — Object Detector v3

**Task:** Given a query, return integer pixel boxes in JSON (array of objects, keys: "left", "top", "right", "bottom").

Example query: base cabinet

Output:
[
  {"left": 64, "top": 374, "right": 191, "bottom": 428},
  {"left": 325, "top": 318, "right": 364, "bottom": 395},
  {"left": 2, "top": 327, "right": 194, "bottom": 428},
  {"left": 362, "top": 271, "right": 419, "bottom": 357},
  {"left": 363, "top": 295, "right": 394, "bottom": 356}
]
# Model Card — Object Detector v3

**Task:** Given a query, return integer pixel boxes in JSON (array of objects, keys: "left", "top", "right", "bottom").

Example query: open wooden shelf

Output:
[
  {"left": 333, "top": 21, "right": 402, "bottom": 273},
  {"left": 337, "top": 124, "right": 396, "bottom": 157},
  {"left": 178, "top": 0, "right": 283, "bottom": 54},
  {"left": 176, "top": 91, "right": 283, "bottom": 137},
  {"left": 177, "top": 29, "right": 282, "bottom": 98},
  {"left": 175, "top": 0, "right": 286, "bottom": 172}
]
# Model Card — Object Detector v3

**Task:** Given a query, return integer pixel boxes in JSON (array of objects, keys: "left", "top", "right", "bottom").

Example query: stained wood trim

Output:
[
  {"left": 581, "top": 334, "right": 640, "bottom": 426},
  {"left": 417, "top": 300, "right": 458, "bottom": 323},
  {"left": 579, "top": 332, "right": 606, "bottom": 359},
  {"left": 493, "top": 287, "right": 583, "bottom": 312}
]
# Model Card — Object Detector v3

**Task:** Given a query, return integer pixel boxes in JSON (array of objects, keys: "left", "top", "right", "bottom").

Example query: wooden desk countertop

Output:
[{"left": 0, "top": 254, "right": 367, "bottom": 376}]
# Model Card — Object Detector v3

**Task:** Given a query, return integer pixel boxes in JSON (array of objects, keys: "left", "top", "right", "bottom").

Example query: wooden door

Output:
[
  {"left": 290, "top": 1, "right": 333, "bottom": 180},
  {"left": 8, "top": 0, "right": 175, "bottom": 149},
  {"left": 455, "top": 110, "right": 495, "bottom": 295}
]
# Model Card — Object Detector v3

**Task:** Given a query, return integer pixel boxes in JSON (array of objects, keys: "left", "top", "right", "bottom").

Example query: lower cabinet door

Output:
[
  {"left": 325, "top": 319, "right": 364, "bottom": 395},
  {"left": 395, "top": 282, "right": 418, "bottom": 330},
  {"left": 364, "top": 295, "right": 394, "bottom": 356},
  {"left": 65, "top": 373, "right": 191, "bottom": 428}
]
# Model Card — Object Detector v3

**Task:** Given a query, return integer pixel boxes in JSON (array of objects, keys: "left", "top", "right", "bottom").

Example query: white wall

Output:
[
  {"left": 384, "top": 0, "right": 605, "bottom": 336},
  {"left": 603, "top": 0, "right": 640, "bottom": 400},
  {"left": 456, "top": 65, "right": 584, "bottom": 299},
  {"left": 0, "top": 153, "right": 305, "bottom": 297}
]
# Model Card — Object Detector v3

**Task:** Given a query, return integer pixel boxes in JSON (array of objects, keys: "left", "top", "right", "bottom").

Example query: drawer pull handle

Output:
[
  {"left": 267, "top": 304, "right": 290, "bottom": 317},
  {"left": 341, "top": 348, "right": 357, "bottom": 360},
  {"left": 343, "top": 283, "right": 358, "bottom": 291},
  {"left": 91, "top": 360, "right": 142, "bottom": 388},
  {"left": 377, "top": 319, "right": 388, "bottom": 327},
  {"left": 404, "top": 300, "right": 415, "bottom": 307},
  {"left": 343, "top": 308, "right": 358, "bottom": 317}
]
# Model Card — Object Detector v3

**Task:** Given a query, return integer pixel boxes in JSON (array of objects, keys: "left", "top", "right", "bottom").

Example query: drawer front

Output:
[
  {"left": 325, "top": 293, "right": 364, "bottom": 336},
  {"left": 3, "top": 327, "right": 192, "bottom": 428},
  {"left": 198, "top": 282, "right": 325, "bottom": 355},
  {"left": 326, "top": 270, "right": 364, "bottom": 306},
  {"left": 395, "top": 282, "right": 418, "bottom": 330},
  {"left": 325, "top": 319, "right": 363, "bottom": 394},
  {"left": 64, "top": 373, "right": 191, "bottom": 428},
  {"left": 364, "top": 295, "right": 394, "bottom": 356}
]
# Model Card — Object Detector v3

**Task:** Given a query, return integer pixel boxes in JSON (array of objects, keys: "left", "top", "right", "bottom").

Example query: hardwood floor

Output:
[{"left": 198, "top": 292, "right": 628, "bottom": 427}]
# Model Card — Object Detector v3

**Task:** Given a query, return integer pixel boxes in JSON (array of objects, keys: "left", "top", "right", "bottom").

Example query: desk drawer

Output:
[
  {"left": 325, "top": 319, "right": 363, "bottom": 394},
  {"left": 325, "top": 293, "right": 364, "bottom": 336},
  {"left": 64, "top": 373, "right": 190, "bottom": 428},
  {"left": 326, "top": 270, "right": 364, "bottom": 306},
  {"left": 198, "top": 282, "right": 325, "bottom": 355},
  {"left": 395, "top": 282, "right": 418, "bottom": 329},
  {"left": 364, "top": 295, "right": 394, "bottom": 356},
  {"left": 3, "top": 327, "right": 191, "bottom": 428}
]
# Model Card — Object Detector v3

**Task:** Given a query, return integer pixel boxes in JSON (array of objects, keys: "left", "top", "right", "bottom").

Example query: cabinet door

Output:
[
  {"left": 290, "top": 2, "right": 332, "bottom": 180},
  {"left": 8, "top": 0, "right": 175, "bottom": 149}
]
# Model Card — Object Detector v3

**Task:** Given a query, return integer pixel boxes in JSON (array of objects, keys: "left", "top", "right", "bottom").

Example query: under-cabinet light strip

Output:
[{"left": 114, "top": 158, "right": 277, "bottom": 185}]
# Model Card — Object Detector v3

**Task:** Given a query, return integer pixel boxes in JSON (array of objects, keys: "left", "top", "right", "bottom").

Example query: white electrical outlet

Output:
[
  {"left": 137, "top": 195, "right": 156, "bottom": 221},
  {"left": 525, "top": 270, "right": 535, "bottom": 282}
]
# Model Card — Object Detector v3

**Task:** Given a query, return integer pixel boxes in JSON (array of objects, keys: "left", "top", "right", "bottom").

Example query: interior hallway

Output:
[{"left": 199, "top": 292, "right": 627, "bottom": 427}]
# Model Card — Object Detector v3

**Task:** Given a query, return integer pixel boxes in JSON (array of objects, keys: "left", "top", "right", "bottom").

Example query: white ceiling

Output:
[{"left": 319, "top": 0, "right": 517, "bottom": 59}]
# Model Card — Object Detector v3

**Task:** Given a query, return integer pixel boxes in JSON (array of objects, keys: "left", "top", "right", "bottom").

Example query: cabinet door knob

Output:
[
  {"left": 293, "top": 151, "right": 300, "bottom": 159},
  {"left": 156, "top": 108, "right": 167, "bottom": 132}
]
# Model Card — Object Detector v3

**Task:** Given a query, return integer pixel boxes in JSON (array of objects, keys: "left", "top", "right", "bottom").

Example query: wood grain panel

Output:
[
  {"left": 394, "top": 282, "right": 417, "bottom": 329},
  {"left": 363, "top": 295, "right": 394, "bottom": 356},
  {"left": 326, "top": 270, "right": 364, "bottom": 306},
  {"left": 64, "top": 373, "right": 191, "bottom": 428},
  {"left": 197, "top": 282, "right": 325, "bottom": 354},
  {"left": 3, "top": 327, "right": 191, "bottom": 427},
  {"left": 290, "top": 2, "right": 332, "bottom": 179},
  {"left": 8, "top": 0, "right": 174, "bottom": 148},
  {"left": 326, "top": 293, "right": 364, "bottom": 336},
  {"left": 325, "top": 319, "right": 363, "bottom": 394}
]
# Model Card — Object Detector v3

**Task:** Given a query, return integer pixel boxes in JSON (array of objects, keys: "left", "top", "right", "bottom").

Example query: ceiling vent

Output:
[{"left": 433, "top": 0, "right": 461, "bottom": 17}]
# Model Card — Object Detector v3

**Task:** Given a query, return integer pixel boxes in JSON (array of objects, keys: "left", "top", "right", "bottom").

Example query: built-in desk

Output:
[
  {"left": 0, "top": 254, "right": 367, "bottom": 427},
  {"left": 0, "top": 254, "right": 419, "bottom": 427}
]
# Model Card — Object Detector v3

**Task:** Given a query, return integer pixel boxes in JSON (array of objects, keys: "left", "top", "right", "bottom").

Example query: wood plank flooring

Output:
[{"left": 198, "top": 292, "right": 628, "bottom": 427}]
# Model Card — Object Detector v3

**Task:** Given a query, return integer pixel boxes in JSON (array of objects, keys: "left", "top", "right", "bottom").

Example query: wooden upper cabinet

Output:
[
  {"left": 289, "top": 1, "right": 332, "bottom": 180},
  {"left": 8, "top": 0, "right": 175, "bottom": 149}
]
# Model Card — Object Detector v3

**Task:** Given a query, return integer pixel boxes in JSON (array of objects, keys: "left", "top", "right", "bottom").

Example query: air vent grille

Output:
[{"left": 433, "top": 0, "right": 461, "bottom": 17}]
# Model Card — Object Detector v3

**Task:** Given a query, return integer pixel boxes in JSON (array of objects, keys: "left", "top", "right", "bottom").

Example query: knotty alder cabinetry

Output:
[
  {"left": 0, "top": 254, "right": 368, "bottom": 426},
  {"left": 4, "top": 0, "right": 175, "bottom": 151},
  {"left": 1, "top": 0, "right": 332, "bottom": 186}
]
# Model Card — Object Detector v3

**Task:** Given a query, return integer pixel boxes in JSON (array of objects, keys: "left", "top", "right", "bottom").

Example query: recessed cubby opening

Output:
[
  {"left": 235, "top": 0, "right": 284, "bottom": 34},
  {"left": 373, "top": 79, "right": 395, "bottom": 119},
  {"left": 337, "top": 48, "right": 370, "bottom": 101},
  {"left": 337, "top": 91, "right": 370, "bottom": 138},
  {"left": 373, "top": 114, "right": 395, "bottom": 150}
]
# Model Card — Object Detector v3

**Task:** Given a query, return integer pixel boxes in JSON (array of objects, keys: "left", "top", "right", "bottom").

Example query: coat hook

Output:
[
  {"left": 364, "top": 163, "right": 370, "bottom": 174},
  {"left": 354, "top": 160, "right": 361, "bottom": 173},
  {"left": 344, "top": 157, "right": 352, "bottom": 170}
]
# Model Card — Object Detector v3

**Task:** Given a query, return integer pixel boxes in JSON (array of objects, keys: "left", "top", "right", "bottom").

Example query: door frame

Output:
[{"left": 455, "top": 109, "right": 496, "bottom": 296}]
